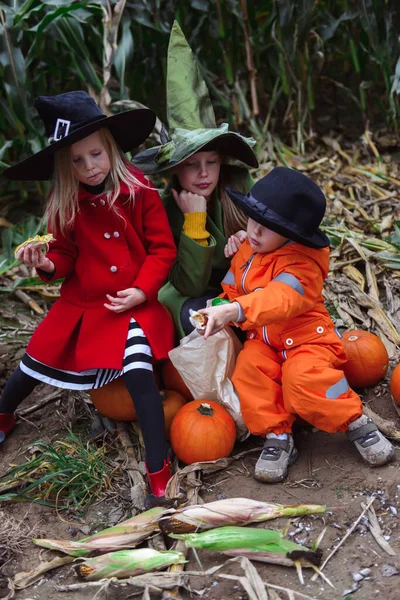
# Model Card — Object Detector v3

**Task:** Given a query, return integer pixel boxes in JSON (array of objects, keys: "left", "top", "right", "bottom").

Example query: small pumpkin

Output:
[
  {"left": 162, "top": 390, "right": 187, "bottom": 438},
  {"left": 162, "top": 360, "right": 193, "bottom": 401},
  {"left": 170, "top": 400, "right": 236, "bottom": 464},
  {"left": 342, "top": 330, "right": 389, "bottom": 389},
  {"left": 90, "top": 377, "right": 186, "bottom": 437},
  {"left": 390, "top": 364, "right": 400, "bottom": 406},
  {"left": 90, "top": 377, "right": 135, "bottom": 421}
]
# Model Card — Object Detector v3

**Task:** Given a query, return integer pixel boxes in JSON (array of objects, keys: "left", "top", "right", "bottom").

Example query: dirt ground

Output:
[{"left": 1, "top": 300, "right": 400, "bottom": 600}]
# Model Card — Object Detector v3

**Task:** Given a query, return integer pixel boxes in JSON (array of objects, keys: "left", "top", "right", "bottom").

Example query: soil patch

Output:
[{"left": 0, "top": 387, "right": 399, "bottom": 599}]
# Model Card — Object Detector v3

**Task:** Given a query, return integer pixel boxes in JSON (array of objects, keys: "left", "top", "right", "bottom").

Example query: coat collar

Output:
[{"left": 78, "top": 179, "right": 132, "bottom": 201}]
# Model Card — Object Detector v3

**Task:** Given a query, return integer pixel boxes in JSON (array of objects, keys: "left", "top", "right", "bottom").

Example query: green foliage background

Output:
[{"left": 0, "top": 0, "right": 399, "bottom": 203}]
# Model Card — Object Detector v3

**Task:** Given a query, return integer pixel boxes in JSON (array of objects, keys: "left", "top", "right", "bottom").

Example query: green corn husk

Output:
[
  {"left": 33, "top": 507, "right": 165, "bottom": 557},
  {"left": 170, "top": 526, "right": 322, "bottom": 568},
  {"left": 75, "top": 548, "right": 186, "bottom": 581},
  {"left": 160, "top": 497, "right": 328, "bottom": 534}
]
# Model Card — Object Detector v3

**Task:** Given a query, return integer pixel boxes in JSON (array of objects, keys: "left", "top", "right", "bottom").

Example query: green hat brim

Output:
[{"left": 133, "top": 127, "right": 259, "bottom": 175}]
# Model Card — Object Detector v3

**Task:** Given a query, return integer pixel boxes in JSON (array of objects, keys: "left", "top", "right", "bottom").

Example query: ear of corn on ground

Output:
[
  {"left": 170, "top": 526, "right": 322, "bottom": 567},
  {"left": 33, "top": 507, "right": 165, "bottom": 556},
  {"left": 75, "top": 548, "right": 186, "bottom": 580},
  {"left": 160, "top": 498, "right": 328, "bottom": 534}
]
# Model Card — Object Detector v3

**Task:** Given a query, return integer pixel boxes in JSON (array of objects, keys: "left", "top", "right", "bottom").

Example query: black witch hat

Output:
[
  {"left": 4, "top": 91, "right": 156, "bottom": 181},
  {"left": 227, "top": 167, "right": 330, "bottom": 249}
]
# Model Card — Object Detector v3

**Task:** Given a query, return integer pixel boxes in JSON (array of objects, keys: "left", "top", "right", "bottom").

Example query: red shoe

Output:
[
  {"left": 0, "top": 413, "right": 16, "bottom": 443},
  {"left": 146, "top": 460, "right": 172, "bottom": 497}
]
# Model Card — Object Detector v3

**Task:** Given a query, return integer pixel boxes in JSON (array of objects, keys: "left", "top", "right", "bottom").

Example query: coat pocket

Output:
[{"left": 280, "top": 317, "right": 330, "bottom": 349}]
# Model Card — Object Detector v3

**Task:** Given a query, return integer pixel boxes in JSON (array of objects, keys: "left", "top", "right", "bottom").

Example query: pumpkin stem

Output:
[{"left": 197, "top": 403, "right": 214, "bottom": 416}]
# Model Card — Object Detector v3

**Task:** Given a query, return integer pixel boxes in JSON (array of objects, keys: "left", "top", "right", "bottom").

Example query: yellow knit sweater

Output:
[{"left": 182, "top": 212, "right": 210, "bottom": 247}]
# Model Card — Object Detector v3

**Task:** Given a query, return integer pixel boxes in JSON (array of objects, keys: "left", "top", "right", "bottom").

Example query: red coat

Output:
[{"left": 27, "top": 169, "right": 177, "bottom": 371}]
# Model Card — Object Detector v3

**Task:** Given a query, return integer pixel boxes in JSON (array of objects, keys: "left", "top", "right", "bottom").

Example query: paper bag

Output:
[{"left": 168, "top": 328, "right": 249, "bottom": 440}]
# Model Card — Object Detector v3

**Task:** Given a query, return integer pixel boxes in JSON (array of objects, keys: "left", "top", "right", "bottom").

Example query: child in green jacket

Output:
[{"left": 134, "top": 21, "right": 258, "bottom": 338}]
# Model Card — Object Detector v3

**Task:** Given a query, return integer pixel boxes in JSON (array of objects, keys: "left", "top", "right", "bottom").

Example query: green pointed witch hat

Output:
[{"left": 133, "top": 20, "right": 258, "bottom": 174}]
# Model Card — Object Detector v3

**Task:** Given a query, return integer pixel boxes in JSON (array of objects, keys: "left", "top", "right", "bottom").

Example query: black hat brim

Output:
[
  {"left": 227, "top": 188, "right": 330, "bottom": 249},
  {"left": 4, "top": 109, "right": 156, "bottom": 181}
]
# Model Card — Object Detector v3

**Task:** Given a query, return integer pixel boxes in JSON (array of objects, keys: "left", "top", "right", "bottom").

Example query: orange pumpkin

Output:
[
  {"left": 90, "top": 377, "right": 186, "bottom": 437},
  {"left": 342, "top": 330, "right": 389, "bottom": 389},
  {"left": 170, "top": 400, "right": 236, "bottom": 464},
  {"left": 162, "top": 390, "right": 187, "bottom": 438},
  {"left": 162, "top": 360, "right": 193, "bottom": 401},
  {"left": 90, "top": 377, "right": 135, "bottom": 421},
  {"left": 390, "top": 364, "right": 400, "bottom": 406}
]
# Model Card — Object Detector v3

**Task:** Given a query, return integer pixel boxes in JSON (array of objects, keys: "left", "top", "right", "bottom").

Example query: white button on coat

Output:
[
  {"left": 285, "top": 338, "right": 294, "bottom": 346},
  {"left": 316, "top": 326, "right": 324, "bottom": 334},
  {"left": 100, "top": 199, "right": 106, "bottom": 205},
  {"left": 104, "top": 232, "right": 111, "bottom": 239},
  {"left": 110, "top": 266, "right": 118, "bottom": 273},
  {"left": 113, "top": 231, "right": 120, "bottom": 238},
  {"left": 91, "top": 202, "right": 96, "bottom": 207}
]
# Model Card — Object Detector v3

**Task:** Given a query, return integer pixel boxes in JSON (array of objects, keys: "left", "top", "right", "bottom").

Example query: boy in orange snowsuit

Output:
[{"left": 199, "top": 167, "right": 394, "bottom": 483}]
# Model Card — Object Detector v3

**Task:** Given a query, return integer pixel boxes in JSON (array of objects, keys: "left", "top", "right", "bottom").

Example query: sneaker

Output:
[
  {"left": 346, "top": 415, "right": 395, "bottom": 466},
  {"left": 254, "top": 433, "right": 298, "bottom": 483}
]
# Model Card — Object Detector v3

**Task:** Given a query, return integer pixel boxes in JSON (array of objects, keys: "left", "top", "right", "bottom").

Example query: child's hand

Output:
[
  {"left": 104, "top": 287, "right": 147, "bottom": 313},
  {"left": 224, "top": 230, "right": 247, "bottom": 258},
  {"left": 171, "top": 189, "right": 207, "bottom": 213},
  {"left": 15, "top": 246, "right": 55, "bottom": 273},
  {"left": 198, "top": 303, "right": 239, "bottom": 340}
]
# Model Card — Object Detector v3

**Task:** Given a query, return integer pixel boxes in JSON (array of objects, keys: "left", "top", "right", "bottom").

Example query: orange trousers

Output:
[{"left": 232, "top": 339, "right": 363, "bottom": 436}]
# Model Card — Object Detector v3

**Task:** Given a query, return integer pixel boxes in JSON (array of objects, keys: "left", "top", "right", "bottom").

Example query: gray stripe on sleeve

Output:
[
  {"left": 222, "top": 270, "right": 235, "bottom": 285},
  {"left": 272, "top": 272, "right": 305, "bottom": 296},
  {"left": 326, "top": 376, "right": 350, "bottom": 399}
]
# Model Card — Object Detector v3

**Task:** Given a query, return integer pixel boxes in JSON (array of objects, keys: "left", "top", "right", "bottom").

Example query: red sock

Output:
[{"left": 0, "top": 413, "right": 16, "bottom": 442}]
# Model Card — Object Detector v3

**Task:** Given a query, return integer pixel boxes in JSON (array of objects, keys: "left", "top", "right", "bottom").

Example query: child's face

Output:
[
  {"left": 70, "top": 132, "right": 111, "bottom": 186},
  {"left": 247, "top": 218, "right": 288, "bottom": 253},
  {"left": 174, "top": 151, "right": 221, "bottom": 198}
]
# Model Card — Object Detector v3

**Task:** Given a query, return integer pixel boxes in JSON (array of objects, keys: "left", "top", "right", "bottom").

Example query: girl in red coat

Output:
[{"left": 1, "top": 91, "right": 177, "bottom": 502}]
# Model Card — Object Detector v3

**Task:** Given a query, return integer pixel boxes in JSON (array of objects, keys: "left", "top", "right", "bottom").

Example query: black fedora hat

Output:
[
  {"left": 4, "top": 91, "right": 156, "bottom": 181},
  {"left": 226, "top": 167, "right": 330, "bottom": 249}
]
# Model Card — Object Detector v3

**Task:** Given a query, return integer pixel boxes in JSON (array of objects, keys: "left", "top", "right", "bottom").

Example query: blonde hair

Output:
[
  {"left": 46, "top": 128, "right": 143, "bottom": 235},
  {"left": 198, "top": 143, "right": 249, "bottom": 237},
  {"left": 218, "top": 166, "right": 248, "bottom": 238},
  {"left": 172, "top": 160, "right": 248, "bottom": 239}
]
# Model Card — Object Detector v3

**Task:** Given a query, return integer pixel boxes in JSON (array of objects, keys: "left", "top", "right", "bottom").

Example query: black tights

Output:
[{"left": 0, "top": 366, "right": 166, "bottom": 473}]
